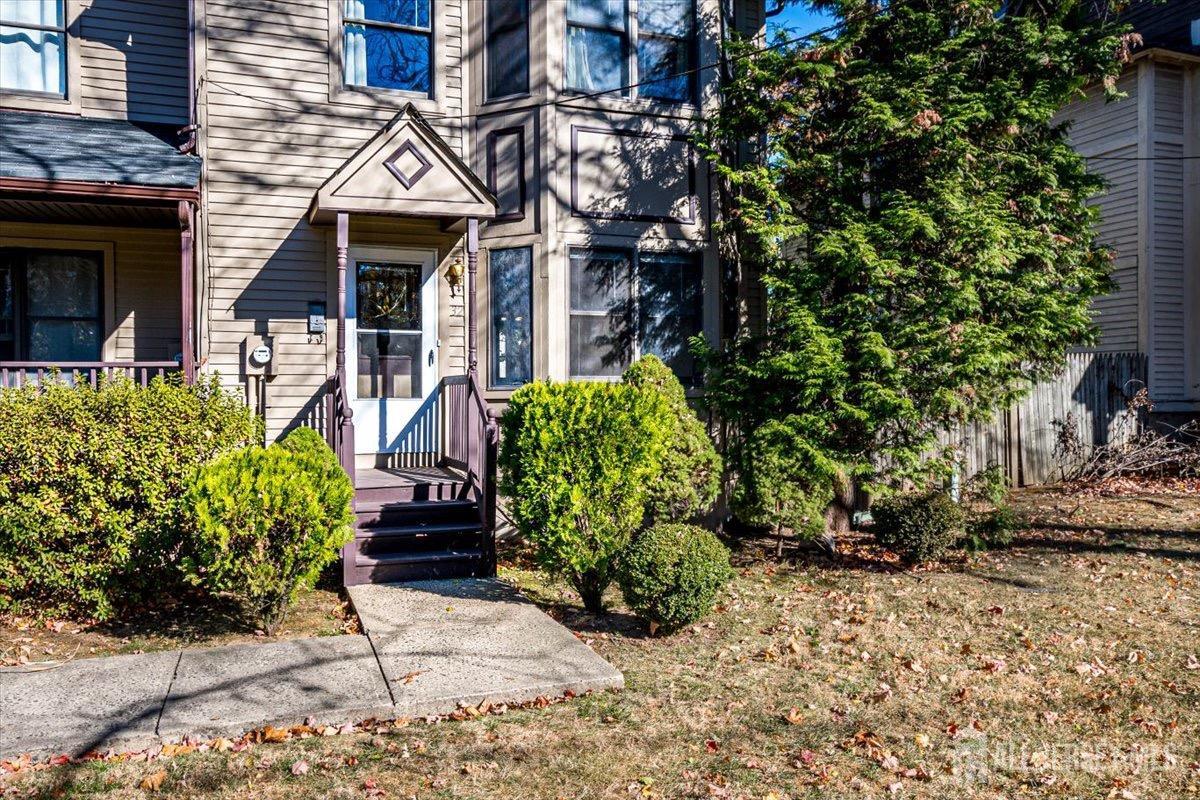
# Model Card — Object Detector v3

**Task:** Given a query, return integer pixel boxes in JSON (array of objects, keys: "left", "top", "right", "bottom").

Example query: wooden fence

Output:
[{"left": 941, "top": 351, "right": 1147, "bottom": 486}]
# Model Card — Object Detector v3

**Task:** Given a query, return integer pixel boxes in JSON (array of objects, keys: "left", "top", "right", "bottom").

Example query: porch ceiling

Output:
[
  {"left": 0, "top": 196, "right": 178, "bottom": 228},
  {"left": 308, "top": 104, "right": 498, "bottom": 226}
]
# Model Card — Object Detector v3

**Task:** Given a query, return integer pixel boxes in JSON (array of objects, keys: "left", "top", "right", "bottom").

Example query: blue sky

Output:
[{"left": 767, "top": 2, "right": 836, "bottom": 38}]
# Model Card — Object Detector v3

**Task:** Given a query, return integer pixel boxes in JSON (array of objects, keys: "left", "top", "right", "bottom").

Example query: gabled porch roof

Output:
[{"left": 308, "top": 104, "right": 497, "bottom": 226}]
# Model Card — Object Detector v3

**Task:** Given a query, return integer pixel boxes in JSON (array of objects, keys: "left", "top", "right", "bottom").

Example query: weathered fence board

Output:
[{"left": 945, "top": 352, "right": 1147, "bottom": 486}]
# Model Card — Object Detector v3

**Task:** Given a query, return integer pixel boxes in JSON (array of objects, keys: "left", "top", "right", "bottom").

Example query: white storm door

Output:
[{"left": 347, "top": 248, "right": 439, "bottom": 455}]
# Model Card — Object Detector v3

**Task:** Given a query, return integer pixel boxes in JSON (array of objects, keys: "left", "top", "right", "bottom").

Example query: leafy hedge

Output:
[
  {"left": 499, "top": 380, "right": 672, "bottom": 612},
  {"left": 618, "top": 523, "right": 732, "bottom": 634},
  {"left": 0, "top": 375, "right": 261, "bottom": 620},
  {"left": 182, "top": 426, "right": 354, "bottom": 633}
]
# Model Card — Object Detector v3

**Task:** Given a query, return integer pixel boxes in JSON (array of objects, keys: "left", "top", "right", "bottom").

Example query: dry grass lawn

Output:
[{"left": 3, "top": 484, "right": 1198, "bottom": 799}]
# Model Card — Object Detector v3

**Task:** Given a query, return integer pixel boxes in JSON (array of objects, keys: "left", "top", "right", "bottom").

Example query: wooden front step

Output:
[{"left": 343, "top": 466, "right": 485, "bottom": 586}]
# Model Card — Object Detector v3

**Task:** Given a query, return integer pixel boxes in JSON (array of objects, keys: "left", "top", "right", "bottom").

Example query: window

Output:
[
  {"left": 565, "top": 0, "right": 628, "bottom": 94},
  {"left": 564, "top": 0, "right": 694, "bottom": 103},
  {"left": 0, "top": 248, "right": 102, "bottom": 361},
  {"left": 568, "top": 247, "right": 702, "bottom": 381},
  {"left": 489, "top": 247, "right": 532, "bottom": 388},
  {"left": 0, "top": 0, "right": 67, "bottom": 97},
  {"left": 343, "top": 0, "right": 432, "bottom": 95},
  {"left": 356, "top": 261, "right": 423, "bottom": 399},
  {"left": 637, "top": 0, "right": 693, "bottom": 102},
  {"left": 485, "top": 0, "right": 528, "bottom": 100}
]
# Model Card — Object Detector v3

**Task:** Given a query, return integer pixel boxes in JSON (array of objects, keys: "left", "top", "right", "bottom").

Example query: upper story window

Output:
[
  {"left": 0, "top": 0, "right": 67, "bottom": 97},
  {"left": 485, "top": 0, "right": 528, "bottom": 100},
  {"left": 343, "top": 0, "right": 433, "bottom": 96},
  {"left": 564, "top": 0, "right": 694, "bottom": 103}
]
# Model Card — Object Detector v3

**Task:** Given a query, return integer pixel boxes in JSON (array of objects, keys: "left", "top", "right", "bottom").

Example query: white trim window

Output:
[
  {"left": 568, "top": 246, "right": 702, "bottom": 381},
  {"left": 343, "top": 0, "right": 433, "bottom": 96},
  {"left": 488, "top": 247, "right": 533, "bottom": 388},
  {"left": 564, "top": 0, "right": 695, "bottom": 103},
  {"left": 0, "top": 0, "right": 67, "bottom": 97}
]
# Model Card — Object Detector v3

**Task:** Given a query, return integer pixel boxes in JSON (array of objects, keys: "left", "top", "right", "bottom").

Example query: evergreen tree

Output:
[{"left": 703, "top": 0, "right": 1135, "bottom": 532}]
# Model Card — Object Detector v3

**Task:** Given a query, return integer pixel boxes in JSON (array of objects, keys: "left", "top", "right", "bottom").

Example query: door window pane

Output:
[
  {"left": 356, "top": 261, "right": 422, "bottom": 399},
  {"left": 489, "top": 248, "right": 532, "bottom": 388},
  {"left": 357, "top": 331, "right": 421, "bottom": 399},
  {"left": 0, "top": 0, "right": 66, "bottom": 96},
  {"left": 638, "top": 252, "right": 702, "bottom": 382},
  {"left": 569, "top": 248, "right": 633, "bottom": 377},
  {"left": 357, "top": 262, "right": 420, "bottom": 330},
  {"left": 485, "top": 0, "right": 528, "bottom": 99},
  {"left": 343, "top": 0, "right": 432, "bottom": 94}
]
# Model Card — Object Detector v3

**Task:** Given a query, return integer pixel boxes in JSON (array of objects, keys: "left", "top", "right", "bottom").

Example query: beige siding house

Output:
[
  {"left": 1, "top": 0, "right": 765, "bottom": 583},
  {"left": 1057, "top": 2, "right": 1200, "bottom": 414}
]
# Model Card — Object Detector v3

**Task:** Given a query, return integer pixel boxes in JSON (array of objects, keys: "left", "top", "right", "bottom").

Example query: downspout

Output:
[{"left": 178, "top": 0, "right": 198, "bottom": 154}]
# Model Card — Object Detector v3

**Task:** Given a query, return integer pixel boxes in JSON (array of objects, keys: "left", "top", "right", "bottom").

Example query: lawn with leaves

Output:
[
  {"left": 3, "top": 485, "right": 1197, "bottom": 799},
  {"left": 0, "top": 586, "right": 357, "bottom": 667}
]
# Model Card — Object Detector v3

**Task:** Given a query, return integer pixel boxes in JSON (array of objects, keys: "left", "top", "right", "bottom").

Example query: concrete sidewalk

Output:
[{"left": 0, "top": 579, "right": 623, "bottom": 759}]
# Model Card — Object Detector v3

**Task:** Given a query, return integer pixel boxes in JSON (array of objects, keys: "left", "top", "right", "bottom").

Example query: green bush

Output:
[
  {"left": 617, "top": 523, "right": 733, "bottom": 634},
  {"left": 871, "top": 490, "right": 965, "bottom": 563},
  {"left": 182, "top": 428, "right": 354, "bottom": 633},
  {"left": 962, "top": 465, "right": 1017, "bottom": 551},
  {"left": 499, "top": 381, "right": 671, "bottom": 612},
  {"left": 0, "top": 375, "right": 261, "bottom": 620},
  {"left": 621, "top": 356, "right": 721, "bottom": 523},
  {"left": 732, "top": 416, "right": 839, "bottom": 551}
]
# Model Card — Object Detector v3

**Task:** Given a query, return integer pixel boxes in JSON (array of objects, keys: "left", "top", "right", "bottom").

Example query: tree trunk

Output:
[
  {"left": 823, "top": 476, "right": 855, "bottom": 546},
  {"left": 577, "top": 577, "right": 607, "bottom": 614}
]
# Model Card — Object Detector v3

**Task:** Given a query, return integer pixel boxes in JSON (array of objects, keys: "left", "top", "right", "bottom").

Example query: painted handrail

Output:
[
  {"left": 326, "top": 370, "right": 356, "bottom": 485},
  {"left": 0, "top": 361, "right": 182, "bottom": 389}
]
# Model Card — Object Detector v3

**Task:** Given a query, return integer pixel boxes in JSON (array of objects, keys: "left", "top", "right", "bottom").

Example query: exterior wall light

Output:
[{"left": 446, "top": 256, "right": 464, "bottom": 296}]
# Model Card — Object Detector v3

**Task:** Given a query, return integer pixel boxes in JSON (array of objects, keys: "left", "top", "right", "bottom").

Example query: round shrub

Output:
[
  {"left": 617, "top": 523, "right": 733, "bottom": 634},
  {"left": 0, "top": 375, "right": 261, "bottom": 620},
  {"left": 182, "top": 431, "right": 353, "bottom": 633},
  {"left": 499, "top": 380, "right": 672, "bottom": 613},
  {"left": 622, "top": 356, "right": 721, "bottom": 523},
  {"left": 871, "top": 490, "right": 965, "bottom": 563}
]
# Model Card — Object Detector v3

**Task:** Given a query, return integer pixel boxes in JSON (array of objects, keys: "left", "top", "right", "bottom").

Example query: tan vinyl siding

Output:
[
  {"left": 0, "top": 221, "right": 180, "bottom": 361},
  {"left": 1059, "top": 70, "right": 1140, "bottom": 352},
  {"left": 77, "top": 0, "right": 190, "bottom": 124},
  {"left": 198, "top": 0, "right": 466, "bottom": 439},
  {"left": 1147, "top": 63, "right": 1188, "bottom": 400}
]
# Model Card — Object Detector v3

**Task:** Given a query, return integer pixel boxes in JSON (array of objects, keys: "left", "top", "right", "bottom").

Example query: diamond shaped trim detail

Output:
[{"left": 384, "top": 140, "right": 433, "bottom": 190}]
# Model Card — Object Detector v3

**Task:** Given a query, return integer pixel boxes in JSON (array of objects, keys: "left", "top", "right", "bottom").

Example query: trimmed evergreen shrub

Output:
[
  {"left": 871, "top": 490, "right": 965, "bottom": 563},
  {"left": 0, "top": 375, "right": 261, "bottom": 620},
  {"left": 621, "top": 355, "right": 721, "bottom": 523},
  {"left": 617, "top": 523, "right": 733, "bottom": 634},
  {"left": 182, "top": 429, "right": 353, "bottom": 633},
  {"left": 498, "top": 380, "right": 672, "bottom": 612},
  {"left": 731, "top": 416, "right": 839, "bottom": 552}
]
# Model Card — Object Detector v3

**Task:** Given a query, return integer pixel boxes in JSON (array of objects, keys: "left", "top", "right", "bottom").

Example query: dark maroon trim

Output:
[
  {"left": 0, "top": 177, "right": 200, "bottom": 203},
  {"left": 383, "top": 140, "right": 434, "bottom": 189},
  {"left": 178, "top": 200, "right": 196, "bottom": 384},
  {"left": 569, "top": 125, "right": 698, "bottom": 225},
  {"left": 485, "top": 126, "right": 526, "bottom": 223}
]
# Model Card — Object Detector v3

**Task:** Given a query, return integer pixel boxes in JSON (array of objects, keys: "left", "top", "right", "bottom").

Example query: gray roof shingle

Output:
[{"left": 0, "top": 112, "right": 200, "bottom": 189}]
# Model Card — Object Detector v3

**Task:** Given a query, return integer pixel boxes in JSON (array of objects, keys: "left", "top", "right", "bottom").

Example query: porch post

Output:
[
  {"left": 466, "top": 217, "right": 479, "bottom": 378},
  {"left": 177, "top": 200, "right": 196, "bottom": 383},
  {"left": 336, "top": 211, "right": 349, "bottom": 388}
]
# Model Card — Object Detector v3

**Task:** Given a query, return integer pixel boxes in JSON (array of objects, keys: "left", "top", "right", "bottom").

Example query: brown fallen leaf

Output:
[
  {"left": 139, "top": 769, "right": 167, "bottom": 792},
  {"left": 784, "top": 707, "right": 804, "bottom": 725},
  {"left": 290, "top": 759, "right": 309, "bottom": 776}
]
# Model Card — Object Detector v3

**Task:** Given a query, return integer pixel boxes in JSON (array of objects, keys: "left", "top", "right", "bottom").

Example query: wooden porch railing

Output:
[
  {"left": 325, "top": 370, "right": 356, "bottom": 486},
  {"left": 438, "top": 374, "right": 499, "bottom": 574},
  {"left": 0, "top": 361, "right": 182, "bottom": 389}
]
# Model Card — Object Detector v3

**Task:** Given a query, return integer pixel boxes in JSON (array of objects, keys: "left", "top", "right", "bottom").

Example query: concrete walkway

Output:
[{"left": 0, "top": 579, "right": 623, "bottom": 759}]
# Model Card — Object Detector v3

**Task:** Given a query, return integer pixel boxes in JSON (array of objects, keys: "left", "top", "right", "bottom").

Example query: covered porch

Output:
[
  {"left": 309, "top": 105, "right": 499, "bottom": 586},
  {"left": 0, "top": 112, "right": 200, "bottom": 388}
]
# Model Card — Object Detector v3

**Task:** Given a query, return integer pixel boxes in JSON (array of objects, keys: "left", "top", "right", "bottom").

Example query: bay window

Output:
[
  {"left": 485, "top": 0, "right": 528, "bottom": 100},
  {"left": 564, "top": 0, "right": 695, "bottom": 103},
  {"left": 489, "top": 247, "right": 533, "bottom": 388},
  {"left": 0, "top": 0, "right": 67, "bottom": 97},
  {"left": 343, "top": 0, "right": 433, "bottom": 95},
  {"left": 568, "top": 247, "right": 702, "bottom": 382}
]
